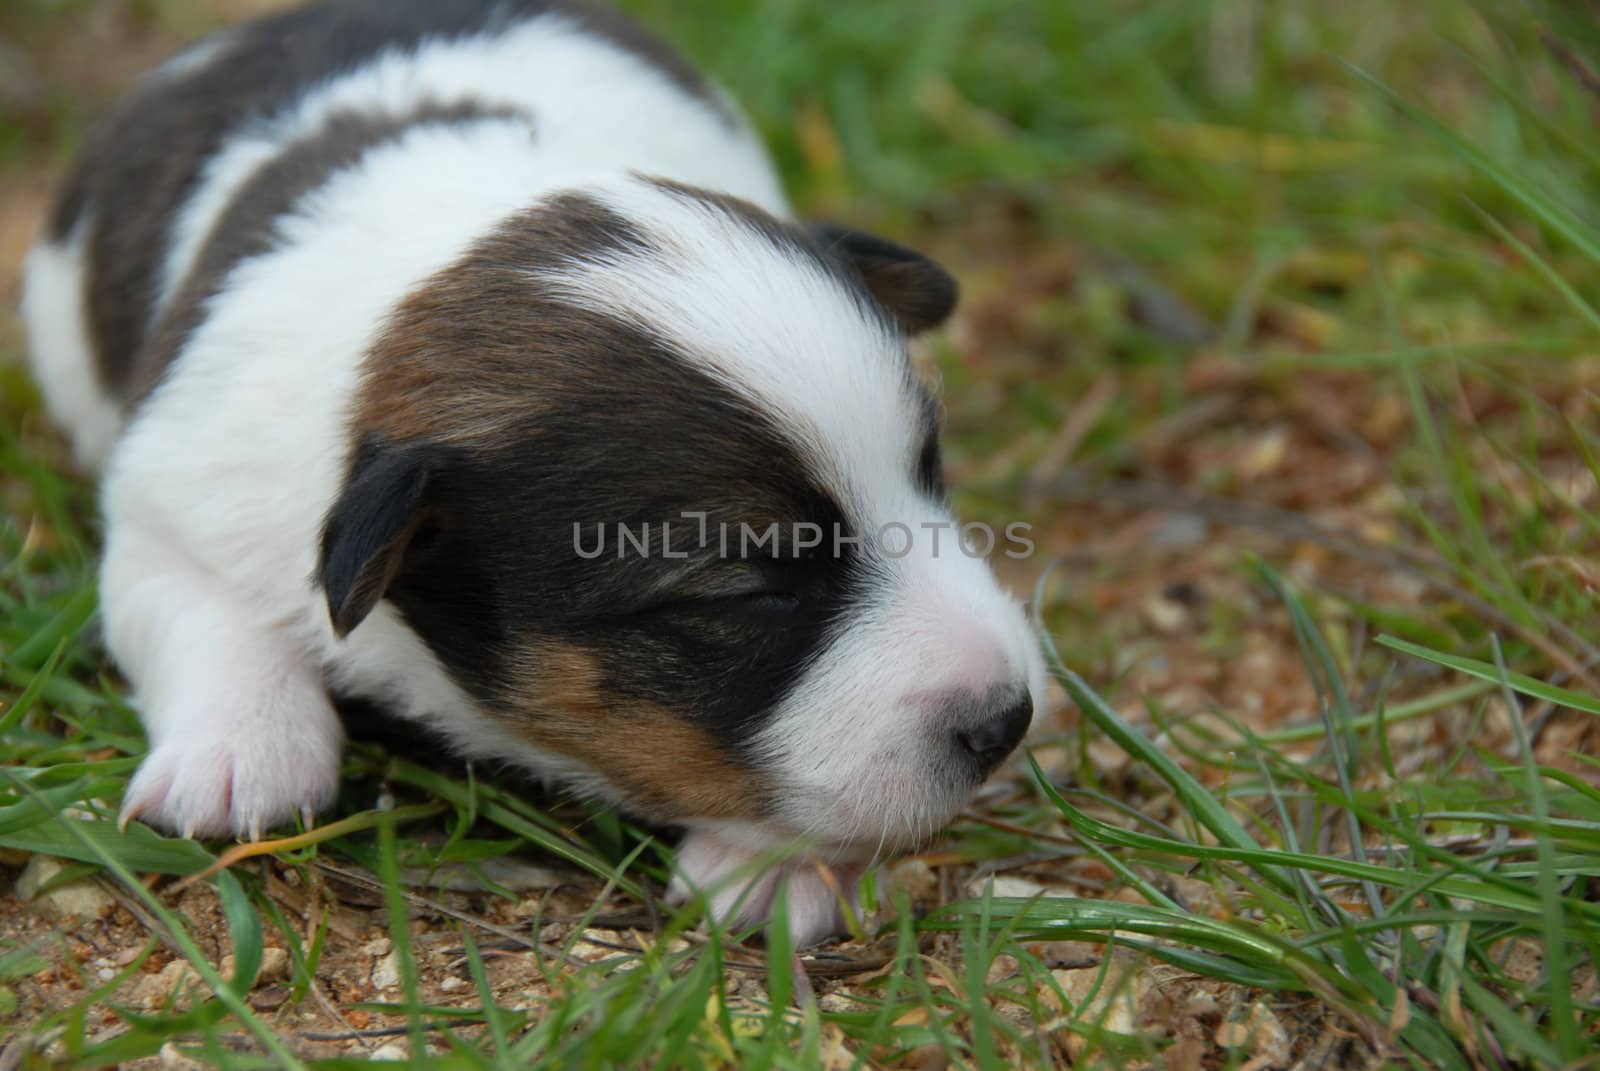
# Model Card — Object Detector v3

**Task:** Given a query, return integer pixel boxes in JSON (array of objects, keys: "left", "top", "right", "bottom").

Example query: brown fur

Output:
[
  {"left": 355, "top": 192, "right": 654, "bottom": 446},
  {"left": 500, "top": 643, "right": 765, "bottom": 821}
]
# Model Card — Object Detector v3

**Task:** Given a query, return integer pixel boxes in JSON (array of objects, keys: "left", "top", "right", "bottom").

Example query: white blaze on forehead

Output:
[{"left": 531, "top": 179, "right": 926, "bottom": 519}]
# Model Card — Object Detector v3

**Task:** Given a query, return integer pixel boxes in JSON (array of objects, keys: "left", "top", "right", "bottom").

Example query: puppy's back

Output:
[{"left": 23, "top": 0, "right": 783, "bottom": 470}]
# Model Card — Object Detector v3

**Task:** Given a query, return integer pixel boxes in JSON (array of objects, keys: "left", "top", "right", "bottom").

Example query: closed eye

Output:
[
  {"left": 633, "top": 570, "right": 801, "bottom": 617},
  {"left": 634, "top": 590, "right": 800, "bottom": 622}
]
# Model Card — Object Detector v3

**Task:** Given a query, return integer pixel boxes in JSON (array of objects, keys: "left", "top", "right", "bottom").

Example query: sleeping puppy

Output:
[{"left": 22, "top": 0, "right": 1045, "bottom": 946}]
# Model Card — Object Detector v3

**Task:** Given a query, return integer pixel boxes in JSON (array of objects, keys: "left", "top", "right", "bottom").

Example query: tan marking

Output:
[{"left": 497, "top": 643, "right": 765, "bottom": 822}]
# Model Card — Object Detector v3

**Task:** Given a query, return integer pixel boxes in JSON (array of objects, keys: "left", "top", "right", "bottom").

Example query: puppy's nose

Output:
[{"left": 955, "top": 689, "right": 1033, "bottom": 776}]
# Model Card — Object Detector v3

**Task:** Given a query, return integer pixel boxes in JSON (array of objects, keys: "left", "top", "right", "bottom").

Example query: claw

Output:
[
  {"left": 300, "top": 805, "right": 315, "bottom": 831},
  {"left": 247, "top": 815, "right": 263, "bottom": 843}
]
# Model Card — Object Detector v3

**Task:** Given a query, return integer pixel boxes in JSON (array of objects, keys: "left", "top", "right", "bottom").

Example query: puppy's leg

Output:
[
  {"left": 668, "top": 828, "right": 866, "bottom": 949},
  {"left": 104, "top": 525, "right": 342, "bottom": 840}
]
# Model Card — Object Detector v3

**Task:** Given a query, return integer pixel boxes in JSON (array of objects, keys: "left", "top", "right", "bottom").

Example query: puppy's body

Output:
[{"left": 24, "top": 0, "right": 1043, "bottom": 944}]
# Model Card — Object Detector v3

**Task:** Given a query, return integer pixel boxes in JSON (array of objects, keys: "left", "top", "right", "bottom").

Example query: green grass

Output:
[{"left": 4, "top": 0, "right": 1600, "bottom": 1066}]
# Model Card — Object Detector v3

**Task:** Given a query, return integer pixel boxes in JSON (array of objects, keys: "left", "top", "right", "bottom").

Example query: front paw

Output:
[
  {"left": 667, "top": 830, "right": 867, "bottom": 948},
  {"left": 120, "top": 714, "right": 342, "bottom": 841}
]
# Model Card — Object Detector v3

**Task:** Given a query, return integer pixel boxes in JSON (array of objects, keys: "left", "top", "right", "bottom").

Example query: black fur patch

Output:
[
  {"left": 319, "top": 436, "right": 445, "bottom": 638},
  {"left": 48, "top": 0, "right": 725, "bottom": 400},
  {"left": 810, "top": 222, "right": 959, "bottom": 335}
]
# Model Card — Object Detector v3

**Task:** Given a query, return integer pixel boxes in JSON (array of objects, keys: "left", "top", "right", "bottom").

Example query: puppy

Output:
[{"left": 22, "top": 0, "right": 1045, "bottom": 946}]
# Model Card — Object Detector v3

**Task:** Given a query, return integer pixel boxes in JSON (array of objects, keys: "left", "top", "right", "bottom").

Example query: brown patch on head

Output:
[
  {"left": 499, "top": 642, "right": 767, "bottom": 822},
  {"left": 354, "top": 192, "right": 657, "bottom": 446}
]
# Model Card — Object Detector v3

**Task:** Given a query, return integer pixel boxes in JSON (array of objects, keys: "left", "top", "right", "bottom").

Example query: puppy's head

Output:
[{"left": 322, "top": 175, "right": 1044, "bottom": 855}]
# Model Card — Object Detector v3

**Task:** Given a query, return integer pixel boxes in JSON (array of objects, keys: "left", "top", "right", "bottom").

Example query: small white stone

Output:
[
  {"left": 818, "top": 992, "right": 858, "bottom": 1014},
  {"left": 132, "top": 961, "right": 204, "bottom": 1011},
  {"left": 158, "top": 1041, "right": 204, "bottom": 1069},
  {"left": 17, "top": 856, "right": 113, "bottom": 920},
  {"left": 1217, "top": 1000, "right": 1290, "bottom": 1067},
  {"left": 1046, "top": 956, "right": 1151, "bottom": 1060},
  {"left": 370, "top": 949, "right": 401, "bottom": 992},
  {"left": 259, "top": 946, "right": 290, "bottom": 983},
  {"left": 883, "top": 859, "right": 937, "bottom": 901},
  {"left": 1142, "top": 594, "right": 1189, "bottom": 634},
  {"left": 965, "top": 875, "right": 1047, "bottom": 900},
  {"left": 1149, "top": 513, "right": 1206, "bottom": 549},
  {"left": 569, "top": 928, "right": 634, "bottom": 966}
]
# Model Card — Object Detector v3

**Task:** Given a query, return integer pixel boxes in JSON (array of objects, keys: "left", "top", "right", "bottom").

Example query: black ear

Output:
[
  {"left": 319, "top": 439, "right": 437, "bottom": 637},
  {"left": 811, "top": 223, "right": 958, "bottom": 334}
]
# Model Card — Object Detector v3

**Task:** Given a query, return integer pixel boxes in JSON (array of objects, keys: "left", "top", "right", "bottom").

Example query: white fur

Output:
[{"left": 20, "top": 225, "right": 124, "bottom": 471}]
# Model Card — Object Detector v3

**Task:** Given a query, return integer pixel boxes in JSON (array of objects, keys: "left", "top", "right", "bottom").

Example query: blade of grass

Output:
[
  {"left": 1492, "top": 635, "right": 1580, "bottom": 1060},
  {"left": 1252, "top": 680, "right": 1492, "bottom": 745},
  {"left": 1378, "top": 635, "right": 1600, "bottom": 716},
  {"left": 375, "top": 809, "right": 428, "bottom": 1064},
  {"left": 171, "top": 800, "right": 445, "bottom": 892},
  {"left": 216, "top": 869, "right": 264, "bottom": 999},
  {"left": 0, "top": 815, "right": 215, "bottom": 874},
  {"left": 1468, "top": 200, "right": 1600, "bottom": 335},
  {"left": 0, "top": 637, "right": 69, "bottom": 736},
  {"left": 1347, "top": 63, "right": 1600, "bottom": 266},
  {"left": 3, "top": 586, "right": 96, "bottom": 672}
]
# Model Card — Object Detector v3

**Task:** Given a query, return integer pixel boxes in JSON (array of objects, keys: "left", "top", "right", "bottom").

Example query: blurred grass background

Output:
[{"left": 2, "top": 0, "right": 1599, "bottom": 1067}]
